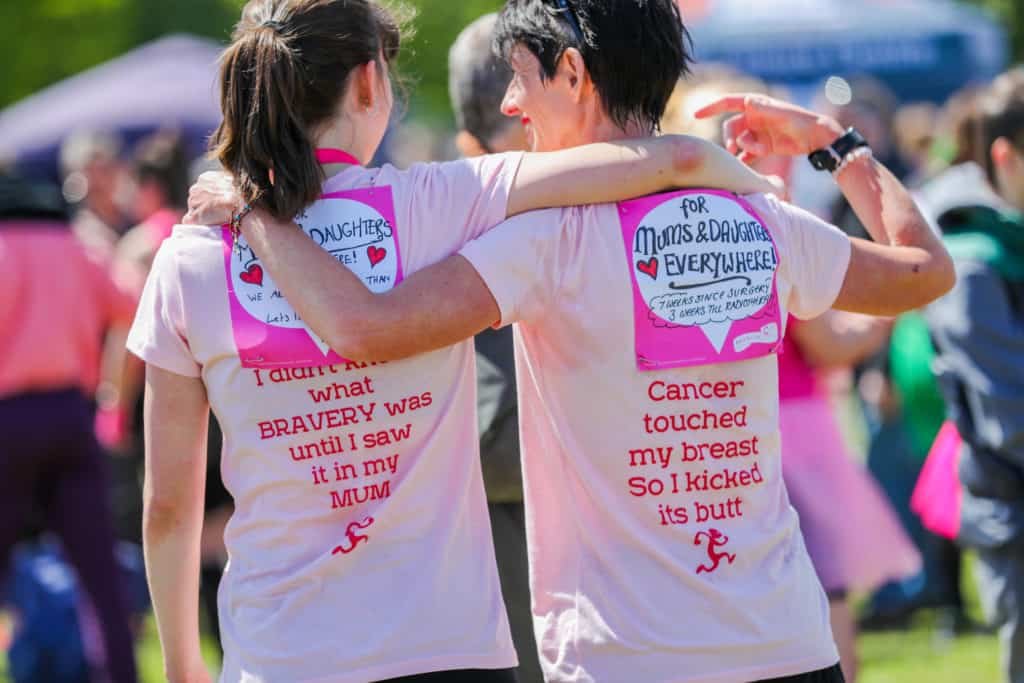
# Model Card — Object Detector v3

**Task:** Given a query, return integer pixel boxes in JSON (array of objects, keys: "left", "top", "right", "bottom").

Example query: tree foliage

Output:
[
  {"left": 963, "top": 0, "right": 1024, "bottom": 62},
  {"left": 0, "top": 0, "right": 503, "bottom": 126},
  {"left": 1, "top": 0, "right": 1020, "bottom": 124}
]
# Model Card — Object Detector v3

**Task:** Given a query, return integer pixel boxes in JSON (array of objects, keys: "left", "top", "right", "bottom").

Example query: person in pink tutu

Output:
[{"left": 778, "top": 312, "right": 922, "bottom": 682}]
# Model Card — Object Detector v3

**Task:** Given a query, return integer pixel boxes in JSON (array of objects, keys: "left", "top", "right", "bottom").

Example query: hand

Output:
[
  {"left": 695, "top": 94, "right": 845, "bottom": 164},
  {"left": 94, "top": 404, "right": 131, "bottom": 453},
  {"left": 184, "top": 171, "right": 238, "bottom": 226}
]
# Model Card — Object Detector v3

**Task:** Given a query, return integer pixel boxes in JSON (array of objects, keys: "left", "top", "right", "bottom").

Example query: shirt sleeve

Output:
[
  {"left": 404, "top": 152, "right": 525, "bottom": 252},
  {"left": 125, "top": 239, "right": 202, "bottom": 378},
  {"left": 458, "top": 207, "right": 568, "bottom": 327},
  {"left": 753, "top": 194, "right": 852, "bottom": 320}
]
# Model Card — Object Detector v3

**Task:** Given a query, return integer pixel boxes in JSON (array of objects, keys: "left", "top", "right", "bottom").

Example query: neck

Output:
[
  {"left": 570, "top": 108, "right": 649, "bottom": 147},
  {"left": 314, "top": 125, "right": 367, "bottom": 176}
]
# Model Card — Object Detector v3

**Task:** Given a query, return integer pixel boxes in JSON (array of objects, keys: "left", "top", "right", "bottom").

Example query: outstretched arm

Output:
[
  {"left": 185, "top": 136, "right": 779, "bottom": 228},
  {"left": 696, "top": 94, "right": 955, "bottom": 315},
  {"left": 506, "top": 134, "right": 780, "bottom": 216}
]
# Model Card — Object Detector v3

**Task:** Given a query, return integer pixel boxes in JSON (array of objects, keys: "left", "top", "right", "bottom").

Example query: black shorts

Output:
[
  {"left": 754, "top": 662, "right": 845, "bottom": 683},
  {"left": 378, "top": 668, "right": 518, "bottom": 683}
]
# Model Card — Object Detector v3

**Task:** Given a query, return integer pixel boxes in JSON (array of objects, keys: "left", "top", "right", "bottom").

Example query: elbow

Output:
[
  {"left": 143, "top": 491, "right": 192, "bottom": 544},
  {"left": 671, "top": 135, "right": 707, "bottom": 182},
  {"left": 324, "top": 318, "right": 393, "bottom": 363},
  {"left": 935, "top": 250, "right": 958, "bottom": 299},
  {"left": 920, "top": 245, "right": 957, "bottom": 306}
]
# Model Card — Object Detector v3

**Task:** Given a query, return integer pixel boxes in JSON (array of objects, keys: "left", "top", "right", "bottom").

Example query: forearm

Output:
[
  {"left": 837, "top": 152, "right": 935, "bottom": 250},
  {"left": 836, "top": 151, "right": 952, "bottom": 286},
  {"left": 144, "top": 493, "right": 206, "bottom": 681},
  {"left": 240, "top": 212, "right": 378, "bottom": 357},
  {"left": 794, "top": 312, "right": 889, "bottom": 368},
  {"left": 507, "top": 135, "right": 775, "bottom": 216},
  {"left": 822, "top": 128, "right": 955, "bottom": 312},
  {"left": 243, "top": 213, "right": 496, "bottom": 361}
]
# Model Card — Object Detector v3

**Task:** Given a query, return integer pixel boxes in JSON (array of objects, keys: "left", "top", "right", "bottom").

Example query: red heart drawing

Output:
[
  {"left": 239, "top": 264, "right": 263, "bottom": 286},
  {"left": 367, "top": 245, "right": 387, "bottom": 268},
  {"left": 637, "top": 258, "right": 659, "bottom": 280}
]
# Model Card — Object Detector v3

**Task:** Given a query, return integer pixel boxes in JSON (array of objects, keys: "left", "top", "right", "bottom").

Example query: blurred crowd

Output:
[{"left": 1, "top": 13, "right": 1023, "bottom": 683}]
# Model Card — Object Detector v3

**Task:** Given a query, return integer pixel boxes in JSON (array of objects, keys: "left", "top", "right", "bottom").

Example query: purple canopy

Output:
[{"left": 0, "top": 34, "right": 225, "bottom": 176}]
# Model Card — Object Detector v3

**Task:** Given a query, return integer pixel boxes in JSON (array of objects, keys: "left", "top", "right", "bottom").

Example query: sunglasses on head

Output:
[{"left": 554, "top": 0, "right": 585, "bottom": 45}]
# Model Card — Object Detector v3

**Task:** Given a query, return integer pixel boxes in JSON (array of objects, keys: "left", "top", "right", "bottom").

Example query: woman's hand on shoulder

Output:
[{"left": 183, "top": 171, "right": 239, "bottom": 226}]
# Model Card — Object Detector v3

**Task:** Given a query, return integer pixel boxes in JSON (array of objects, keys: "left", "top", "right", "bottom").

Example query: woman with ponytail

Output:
[{"left": 128, "top": 1, "right": 776, "bottom": 681}]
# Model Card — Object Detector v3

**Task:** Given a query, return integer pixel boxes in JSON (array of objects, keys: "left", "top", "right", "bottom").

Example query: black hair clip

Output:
[
  {"left": 260, "top": 19, "right": 286, "bottom": 33},
  {"left": 554, "top": 0, "right": 585, "bottom": 45}
]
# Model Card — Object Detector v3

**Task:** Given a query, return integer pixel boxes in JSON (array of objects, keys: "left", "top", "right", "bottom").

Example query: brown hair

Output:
[
  {"left": 978, "top": 68, "right": 1024, "bottom": 186},
  {"left": 133, "top": 129, "right": 190, "bottom": 208},
  {"left": 211, "top": 0, "right": 407, "bottom": 220}
]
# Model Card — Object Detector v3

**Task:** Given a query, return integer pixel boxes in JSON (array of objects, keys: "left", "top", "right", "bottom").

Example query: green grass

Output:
[
  {"left": 860, "top": 614, "right": 1000, "bottom": 683},
  {"left": 1, "top": 602, "right": 1005, "bottom": 682}
]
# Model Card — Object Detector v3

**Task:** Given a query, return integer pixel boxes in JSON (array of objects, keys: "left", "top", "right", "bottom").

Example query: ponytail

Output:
[{"left": 211, "top": 0, "right": 409, "bottom": 221}]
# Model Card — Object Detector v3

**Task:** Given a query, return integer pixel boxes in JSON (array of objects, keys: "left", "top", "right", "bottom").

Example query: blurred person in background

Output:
[
  {"left": 778, "top": 311, "right": 920, "bottom": 682},
  {"left": 867, "top": 83, "right": 994, "bottom": 637},
  {"left": 59, "top": 130, "right": 131, "bottom": 260},
  {"left": 94, "top": 129, "right": 233, "bottom": 653},
  {"left": 0, "top": 170, "right": 138, "bottom": 682},
  {"left": 99, "top": 130, "right": 191, "bottom": 456},
  {"left": 666, "top": 70, "right": 921, "bottom": 681},
  {"left": 448, "top": 12, "right": 540, "bottom": 683},
  {"left": 892, "top": 102, "right": 939, "bottom": 186},
  {"left": 921, "top": 67, "right": 1024, "bottom": 683}
]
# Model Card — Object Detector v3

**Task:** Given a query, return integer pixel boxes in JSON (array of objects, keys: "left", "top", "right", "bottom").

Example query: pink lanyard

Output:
[{"left": 315, "top": 148, "right": 361, "bottom": 165}]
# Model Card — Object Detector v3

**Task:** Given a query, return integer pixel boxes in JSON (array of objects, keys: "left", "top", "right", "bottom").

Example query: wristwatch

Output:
[{"left": 808, "top": 128, "right": 870, "bottom": 173}]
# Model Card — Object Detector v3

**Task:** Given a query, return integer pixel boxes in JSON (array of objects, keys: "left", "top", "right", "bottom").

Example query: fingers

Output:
[
  {"left": 693, "top": 94, "right": 749, "bottom": 119},
  {"left": 736, "top": 130, "right": 768, "bottom": 157},
  {"left": 722, "top": 115, "right": 746, "bottom": 154}
]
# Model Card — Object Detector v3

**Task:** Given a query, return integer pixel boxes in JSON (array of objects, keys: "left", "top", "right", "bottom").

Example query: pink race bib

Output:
[
  {"left": 224, "top": 187, "right": 403, "bottom": 369},
  {"left": 619, "top": 190, "right": 782, "bottom": 371}
]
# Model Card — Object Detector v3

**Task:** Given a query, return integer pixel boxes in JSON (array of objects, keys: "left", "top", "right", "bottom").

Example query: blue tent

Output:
[
  {"left": 0, "top": 34, "right": 224, "bottom": 178},
  {"left": 681, "top": 0, "right": 1008, "bottom": 102}
]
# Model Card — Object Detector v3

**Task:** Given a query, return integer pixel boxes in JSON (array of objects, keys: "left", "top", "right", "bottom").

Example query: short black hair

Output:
[{"left": 494, "top": 0, "right": 693, "bottom": 134}]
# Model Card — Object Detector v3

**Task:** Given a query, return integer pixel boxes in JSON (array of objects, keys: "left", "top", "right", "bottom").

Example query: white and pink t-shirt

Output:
[
  {"left": 459, "top": 191, "right": 853, "bottom": 683},
  {"left": 127, "top": 154, "right": 524, "bottom": 683}
]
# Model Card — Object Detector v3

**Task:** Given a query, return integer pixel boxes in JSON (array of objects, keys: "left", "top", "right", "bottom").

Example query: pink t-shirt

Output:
[
  {"left": 777, "top": 319, "right": 820, "bottom": 400},
  {"left": 127, "top": 154, "right": 523, "bottom": 683},
  {"left": 459, "top": 192, "right": 852, "bottom": 683},
  {"left": 0, "top": 222, "right": 137, "bottom": 398}
]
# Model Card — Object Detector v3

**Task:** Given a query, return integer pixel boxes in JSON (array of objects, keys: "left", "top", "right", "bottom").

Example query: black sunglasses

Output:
[{"left": 554, "top": 0, "right": 585, "bottom": 45}]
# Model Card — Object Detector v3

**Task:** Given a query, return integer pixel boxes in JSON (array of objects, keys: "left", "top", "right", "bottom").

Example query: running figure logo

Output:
[
  {"left": 332, "top": 517, "right": 375, "bottom": 555},
  {"left": 694, "top": 529, "right": 736, "bottom": 574}
]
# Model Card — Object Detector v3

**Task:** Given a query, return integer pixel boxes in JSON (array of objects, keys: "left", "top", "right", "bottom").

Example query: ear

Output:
[
  {"left": 455, "top": 131, "right": 488, "bottom": 158},
  {"left": 558, "top": 48, "right": 591, "bottom": 103},
  {"left": 349, "top": 60, "right": 381, "bottom": 112}
]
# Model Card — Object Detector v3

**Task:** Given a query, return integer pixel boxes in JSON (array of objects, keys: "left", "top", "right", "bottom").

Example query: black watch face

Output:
[{"left": 808, "top": 150, "right": 835, "bottom": 172}]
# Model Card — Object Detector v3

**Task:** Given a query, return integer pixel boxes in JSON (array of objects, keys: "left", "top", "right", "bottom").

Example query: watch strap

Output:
[{"left": 808, "top": 128, "right": 870, "bottom": 173}]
